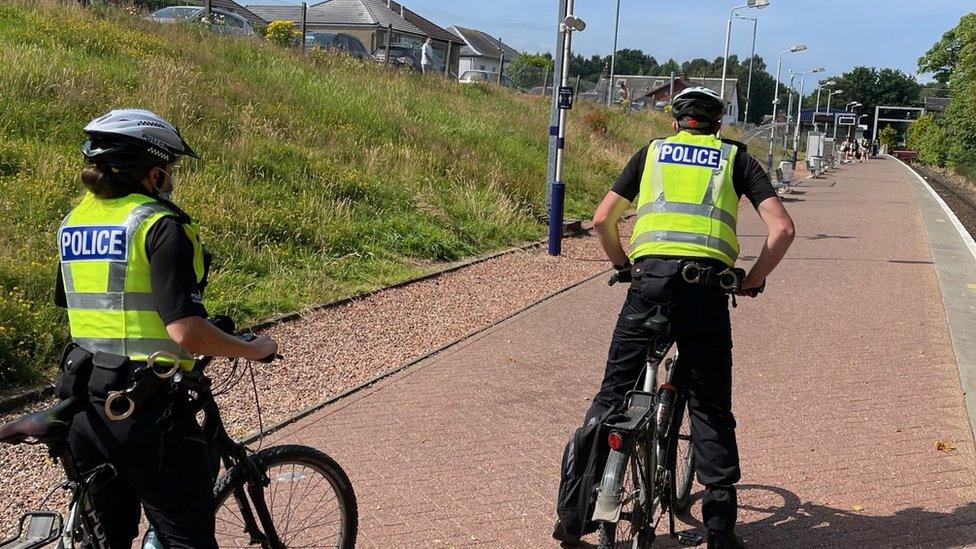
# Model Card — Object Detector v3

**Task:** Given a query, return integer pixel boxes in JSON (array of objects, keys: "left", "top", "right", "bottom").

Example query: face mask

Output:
[{"left": 155, "top": 168, "right": 174, "bottom": 202}]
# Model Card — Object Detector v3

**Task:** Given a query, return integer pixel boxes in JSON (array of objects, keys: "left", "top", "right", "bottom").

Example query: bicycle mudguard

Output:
[
  {"left": 0, "top": 512, "right": 63, "bottom": 549},
  {"left": 591, "top": 450, "right": 628, "bottom": 523},
  {"left": 591, "top": 391, "right": 657, "bottom": 524}
]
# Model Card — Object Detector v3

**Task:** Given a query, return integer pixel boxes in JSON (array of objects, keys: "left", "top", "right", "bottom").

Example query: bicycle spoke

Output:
[{"left": 285, "top": 492, "right": 340, "bottom": 536}]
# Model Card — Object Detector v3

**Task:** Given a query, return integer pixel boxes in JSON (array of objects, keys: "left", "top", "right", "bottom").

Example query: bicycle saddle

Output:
[{"left": 0, "top": 397, "right": 86, "bottom": 445}]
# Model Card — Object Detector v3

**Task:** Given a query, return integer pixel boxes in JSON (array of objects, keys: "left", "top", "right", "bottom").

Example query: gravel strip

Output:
[{"left": 0, "top": 221, "right": 631, "bottom": 537}]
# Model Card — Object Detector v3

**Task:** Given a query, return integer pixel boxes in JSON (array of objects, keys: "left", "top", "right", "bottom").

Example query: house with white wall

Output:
[{"left": 447, "top": 26, "right": 520, "bottom": 76}]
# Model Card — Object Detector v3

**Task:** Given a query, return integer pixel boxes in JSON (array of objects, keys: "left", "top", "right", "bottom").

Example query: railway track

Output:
[{"left": 912, "top": 164, "right": 976, "bottom": 237}]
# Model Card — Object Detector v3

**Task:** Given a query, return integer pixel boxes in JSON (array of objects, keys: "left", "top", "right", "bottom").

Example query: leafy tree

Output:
[
  {"left": 813, "top": 67, "right": 920, "bottom": 138},
  {"left": 906, "top": 114, "right": 932, "bottom": 151},
  {"left": 265, "top": 20, "right": 298, "bottom": 48},
  {"left": 938, "top": 13, "right": 976, "bottom": 168},
  {"left": 919, "top": 24, "right": 964, "bottom": 84},
  {"left": 910, "top": 13, "right": 976, "bottom": 170}
]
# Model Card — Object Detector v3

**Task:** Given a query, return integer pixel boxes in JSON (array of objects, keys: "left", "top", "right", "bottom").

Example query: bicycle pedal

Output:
[{"left": 676, "top": 530, "right": 704, "bottom": 546}]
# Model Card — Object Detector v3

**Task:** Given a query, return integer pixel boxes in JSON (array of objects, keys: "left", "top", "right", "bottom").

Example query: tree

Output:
[
  {"left": 910, "top": 13, "right": 976, "bottom": 170},
  {"left": 815, "top": 67, "right": 921, "bottom": 138},
  {"left": 919, "top": 24, "right": 964, "bottom": 84}
]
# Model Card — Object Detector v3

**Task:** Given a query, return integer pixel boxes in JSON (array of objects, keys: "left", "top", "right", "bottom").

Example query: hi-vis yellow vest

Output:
[
  {"left": 58, "top": 192, "right": 205, "bottom": 369},
  {"left": 629, "top": 132, "right": 740, "bottom": 266}
]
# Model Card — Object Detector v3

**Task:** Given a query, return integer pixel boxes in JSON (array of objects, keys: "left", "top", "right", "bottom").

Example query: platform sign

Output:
[
  {"left": 558, "top": 86, "right": 574, "bottom": 110},
  {"left": 836, "top": 114, "right": 857, "bottom": 126}
]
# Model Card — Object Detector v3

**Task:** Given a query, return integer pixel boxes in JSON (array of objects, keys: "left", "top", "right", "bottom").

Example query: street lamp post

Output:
[
  {"left": 791, "top": 67, "right": 824, "bottom": 169},
  {"left": 814, "top": 79, "right": 836, "bottom": 131},
  {"left": 548, "top": 5, "right": 585, "bottom": 256},
  {"left": 783, "top": 72, "right": 796, "bottom": 150},
  {"left": 720, "top": 0, "right": 769, "bottom": 116},
  {"left": 606, "top": 0, "right": 621, "bottom": 107},
  {"left": 767, "top": 43, "right": 807, "bottom": 170},
  {"left": 734, "top": 12, "right": 758, "bottom": 125},
  {"left": 826, "top": 89, "right": 842, "bottom": 141}
]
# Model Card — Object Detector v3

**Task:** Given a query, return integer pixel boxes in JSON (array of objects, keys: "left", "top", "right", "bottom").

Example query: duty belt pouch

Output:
[
  {"left": 87, "top": 352, "right": 132, "bottom": 400},
  {"left": 633, "top": 259, "right": 680, "bottom": 304},
  {"left": 55, "top": 343, "right": 94, "bottom": 400}
]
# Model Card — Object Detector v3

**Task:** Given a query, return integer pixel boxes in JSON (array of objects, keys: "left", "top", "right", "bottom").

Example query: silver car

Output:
[{"left": 148, "top": 6, "right": 255, "bottom": 36}]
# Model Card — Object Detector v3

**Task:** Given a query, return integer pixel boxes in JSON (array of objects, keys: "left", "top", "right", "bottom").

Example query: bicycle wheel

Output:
[
  {"left": 598, "top": 441, "right": 655, "bottom": 549},
  {"left": 213, "top": 444, "right": 357, "bottom": 549},
  {"left": 670, "top": 398, "right": 695, "bottom": 513}
]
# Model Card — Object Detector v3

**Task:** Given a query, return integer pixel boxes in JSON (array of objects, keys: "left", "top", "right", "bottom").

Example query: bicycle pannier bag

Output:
[{"left": 555, "top": 408, "right": 612, "bottom": 538}]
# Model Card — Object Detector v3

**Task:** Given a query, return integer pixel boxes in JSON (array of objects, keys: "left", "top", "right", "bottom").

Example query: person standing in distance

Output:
[
  {"left": 421, "top": 36, "right": 435, "bottom": 75},
  {"left": 55, "top": 109, "right": 278, "bottom": 548},
  {"left": 558, "top": 87, "right": 795, "bottom": 548}
]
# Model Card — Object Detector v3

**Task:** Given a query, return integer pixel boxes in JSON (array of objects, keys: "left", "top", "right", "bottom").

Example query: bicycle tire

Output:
[
  {"left": 670, "top": 398, "right": 695, "bottom": 513},
  {"left": 213, "top": 444, "right": 358, "bottom": 549}
]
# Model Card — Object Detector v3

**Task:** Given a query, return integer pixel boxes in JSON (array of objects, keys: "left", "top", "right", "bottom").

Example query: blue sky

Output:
[{"left": 259, "top": 0, "right": 973, "bottom": 83}]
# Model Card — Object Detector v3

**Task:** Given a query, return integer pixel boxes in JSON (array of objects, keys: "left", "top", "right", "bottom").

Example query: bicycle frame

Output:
[
  {"left": 592, "top": 329, "right": 677, "bottom": 525},
  {"left": 179, "top": 362, "right": 285, "bottom": 549}
]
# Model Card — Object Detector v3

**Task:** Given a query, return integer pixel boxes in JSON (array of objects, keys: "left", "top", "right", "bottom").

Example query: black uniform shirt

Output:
[
  {"left": 611, "top": 138, "right": 777, "bottom": 208},
  {"left": 55, "top": 216, "right": 210, "bottom": 324}
]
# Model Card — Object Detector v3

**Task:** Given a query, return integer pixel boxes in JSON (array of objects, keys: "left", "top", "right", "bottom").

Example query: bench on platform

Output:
[
  {"left": 773, "top": 162, "right": 796, "bottom": 193},
  {"left": 892, "top": 150, "right": 918, "bottom": 163}
]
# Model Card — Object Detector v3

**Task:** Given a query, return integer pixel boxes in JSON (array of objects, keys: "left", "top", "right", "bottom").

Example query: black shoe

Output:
[
  {"left": 552, "top": 519, "right": 581, "bottom": 546},
  {"left": 707, "top": 530, "right": 745, "bottom": 549}
]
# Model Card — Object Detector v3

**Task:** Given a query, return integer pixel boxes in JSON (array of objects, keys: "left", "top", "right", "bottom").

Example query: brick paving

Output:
[{"left": 269, "top": 157, "right": 976, "bottom": 548}]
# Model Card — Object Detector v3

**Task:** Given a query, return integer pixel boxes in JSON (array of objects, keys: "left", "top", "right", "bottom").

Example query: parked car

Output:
[
  {"left": 148, "top": 6, "right": 255, "bottom": 36},
  {"left": 304, "top": 32, "right": 369, "bottom": 59},
  {"left": 372, "top": 44, "right": 423, "bottom": 72},
  {"left": 459, "top": 70, "right": 519, "bottom": 91}
]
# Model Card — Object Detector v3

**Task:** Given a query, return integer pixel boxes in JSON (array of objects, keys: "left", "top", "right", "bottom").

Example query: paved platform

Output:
[{"left": 270, "top": 156, "right": 976, "bottom": 548}]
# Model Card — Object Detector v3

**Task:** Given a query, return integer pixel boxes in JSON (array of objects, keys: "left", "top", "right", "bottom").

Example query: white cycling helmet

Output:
[
  {"left": 82, "top": 109, "right": 198, "bottom": 168},
  {"left": 671, "top": 86, "right": 726, "bottom": 128}
]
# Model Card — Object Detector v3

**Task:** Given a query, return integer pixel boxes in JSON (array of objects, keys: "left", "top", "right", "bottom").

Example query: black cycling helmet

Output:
[
  {"left": 671, "top": 86, "right": 726, "bottom": 130},
  {"left": 81, "top": 109, "right": 199, "bottom": 169}
]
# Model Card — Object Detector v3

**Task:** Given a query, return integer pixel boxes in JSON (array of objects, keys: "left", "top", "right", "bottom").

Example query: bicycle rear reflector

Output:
[{"left": 608, "top": 431, "right": 624, "bottom": 451}]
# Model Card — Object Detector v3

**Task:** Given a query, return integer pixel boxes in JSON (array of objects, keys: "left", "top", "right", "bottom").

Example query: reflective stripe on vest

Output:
[
  {"left": 59, "top": 193, "right": 201, "bottom": 368},
  {"left": 629, "top": 133, "right": 740, "bottom": 266}
]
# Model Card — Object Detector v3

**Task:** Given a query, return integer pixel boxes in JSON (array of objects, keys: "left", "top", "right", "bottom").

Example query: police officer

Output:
[
  {"left": 587, "top": 87, "right": 794, "bottom": 547},
  {"left": 55, "top": 109, "right": 278, "bottom": 548}
]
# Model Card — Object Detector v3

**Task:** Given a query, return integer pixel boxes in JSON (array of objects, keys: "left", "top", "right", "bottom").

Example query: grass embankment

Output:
[{"left": 0, "top": 1, "right": 673, "bottom": 388}]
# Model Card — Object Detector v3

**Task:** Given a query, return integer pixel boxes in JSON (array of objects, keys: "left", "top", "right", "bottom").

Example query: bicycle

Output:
[
  {"left": 0, "top": 318, "right": 358, "bottom": 549},
  {"left": 593, "top": 263, "right": 762, "bottom": 549}
]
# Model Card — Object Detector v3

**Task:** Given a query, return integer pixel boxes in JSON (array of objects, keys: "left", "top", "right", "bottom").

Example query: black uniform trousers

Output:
[
  {"left": 67, "top": 396, "right": 219, "bottom": 549},
  {"left": 586, "top": 258, "right": 741, "bottom": 533}
]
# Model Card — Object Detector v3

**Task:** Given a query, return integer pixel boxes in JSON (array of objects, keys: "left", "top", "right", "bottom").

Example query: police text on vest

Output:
[
  {"left": 658, "top": 143, "right": 722, "bottom": 169},
  {"left": 59, "top": 226, "right": 128, "bottom": 262}
]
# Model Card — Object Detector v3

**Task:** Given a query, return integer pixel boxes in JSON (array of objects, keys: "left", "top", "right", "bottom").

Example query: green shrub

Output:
[
  {"left": 264, "top": 20, "right": 298, "bottom": 48},
  {"left": 879, "top": 126, "right": 898, "bottom": 150}
]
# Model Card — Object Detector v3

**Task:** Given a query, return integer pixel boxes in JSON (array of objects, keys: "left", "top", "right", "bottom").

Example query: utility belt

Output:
[
  {"left": 632, "top": 256, "right": 745, "bottom": 293},
  {"left": 56, "top": 343, "right": 183, "bottom": 421}
]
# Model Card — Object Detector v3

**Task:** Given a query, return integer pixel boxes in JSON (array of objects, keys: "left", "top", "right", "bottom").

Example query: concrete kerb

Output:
[
  {"left": 242, "top": 266, "right": 611, "bottom": 444},
  {"left": 893, "top": 154, "right": 976, "bottom": 444}
]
